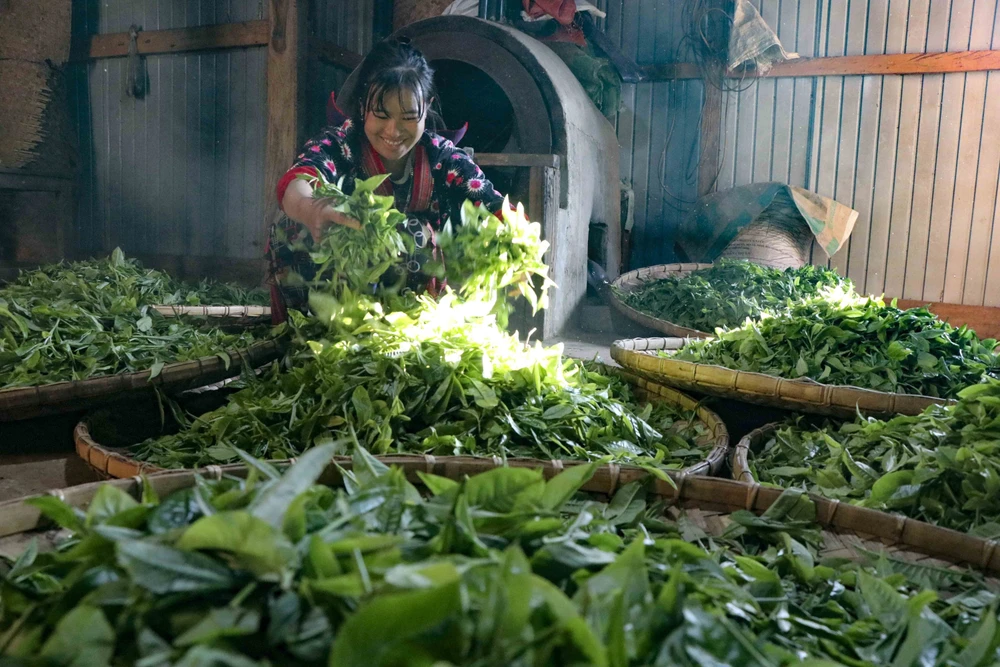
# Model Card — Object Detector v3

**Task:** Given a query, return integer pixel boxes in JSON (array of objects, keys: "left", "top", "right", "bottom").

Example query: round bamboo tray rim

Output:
[
  {"left": 609, "top": 263, "right": 715, "bottom": 339},
  {"left": 0, "top": 339, "right": 283, "bottom": 423},
  {"left": 4, "top": 456, "right": 1000, "bottom": 576},
  {"left": 611, "top": 336, "right": 955, "bottom": 419},
  {"left": 729, "top": 422, "right": 1000, "bottom": 572},
  {"left": 153, "top": 304, "right": 271, "bottom": 319},
  {"left": 74, "top": 367, "right": 730, "bottom": 480},
  {"left": 732, "top": 421, "right": 779, "bottom": 484}
]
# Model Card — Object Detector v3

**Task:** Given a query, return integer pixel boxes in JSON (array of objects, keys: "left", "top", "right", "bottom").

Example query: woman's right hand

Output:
[
  {"left": 282, "top": 178, "right": 361, "bottom": 242},
  {"left": 305, "top": 206, "right": 361, "bottom": 242}
]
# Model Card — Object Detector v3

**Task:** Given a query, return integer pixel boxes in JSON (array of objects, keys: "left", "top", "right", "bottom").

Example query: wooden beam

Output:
[
  {"left": 0, "top": 171, "right": 73, "bottom": 193},
  {"left": 642, "top": 49, "right": 1000, "bottom": 81},
  {"left": 764, "top": 50, "right": 1000, "bottom": 77},
  {"left": 310, "top": 37, "right": 363, "bottom": 71},
  {"left": 475, "top": 153, "right": 560, "bottom": 169},
  {"left": 72, "top": 20, "right": 269, "bottom": 61},
  {"left": 263, "top": 0, "right": 304, "bottom": 238}
]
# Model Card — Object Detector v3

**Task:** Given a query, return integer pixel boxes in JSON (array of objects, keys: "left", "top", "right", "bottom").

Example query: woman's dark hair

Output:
[{"left": 354, "top": 37, "right": 442, "bottom": 129}]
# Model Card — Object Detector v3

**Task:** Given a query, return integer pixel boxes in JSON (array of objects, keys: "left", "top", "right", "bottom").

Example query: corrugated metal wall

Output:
[
  {"left": 68, "top": 0, "right": 372, "bottom": 265},
  {"left": 599, "top": 0, "right": 999, "bottom": 306},
  {"left": 603, "top": 0, "right": 705, "bottom": 269},
  {"left": 307, "top": 0, "right": 374, "bottom": 132},
  {"left": 711, "top": 0, "right": 1000, "bottom": 306},
  {"left": 69, "top": 0, "right": 268, "bottom": 261}
]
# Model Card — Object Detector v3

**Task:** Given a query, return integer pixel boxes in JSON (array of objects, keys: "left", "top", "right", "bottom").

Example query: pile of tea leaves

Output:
[
  {"left": 129, "top": 175, "right": 710, "bottom": 470},
  {"left": 616, "top": 260, "right": 853, "bottom": 332},
  {"left": 131, "top": 296, "right": 710, "bottom": 469},
  {"left": 0, "top": 250, "right": 269, "bottom": 389},
  {"left": 749, "top": 378, "right": 1000, "bottom": 536},
  {"left": 9, "top": 250, "right": 269, "bottom": 307},
  {"left": 672, "top": 296, "right": 1000, "bottom": 398},
  {"left": 3, "top": 449, "right": 999, "bottom": 665}
]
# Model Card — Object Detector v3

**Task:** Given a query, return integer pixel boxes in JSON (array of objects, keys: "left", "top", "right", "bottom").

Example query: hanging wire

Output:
[
  {"left": 679, "top": 0, "right": 759, "bottom": 94},
  {"left": 655, "top": 0, "right": 761, "bottom": 207}
]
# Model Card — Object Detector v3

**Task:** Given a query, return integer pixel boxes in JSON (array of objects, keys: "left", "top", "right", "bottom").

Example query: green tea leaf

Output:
[
  {"left": 541, "top": 461, "right": 599, "bottom": 510},
  {"left": 328, "top": 580, "right": 461, "bottom": 667},
  {"left": 86, "top": 484, "right": 140, "bottom": 526},
  {"left": 249, "top": 444, "right": 336, "bottom": 529},
  {"left": 178, "top": 511, "right": 292, "bottom": 576},
  {"left": 464, "top": 467, "right": 545, "bottom": 513},
  {"left": 39, "top": 606, "right": 114, "bottom": 667},
  {"left": 117, "top": 540, "right": 238, "bottom": 593}
]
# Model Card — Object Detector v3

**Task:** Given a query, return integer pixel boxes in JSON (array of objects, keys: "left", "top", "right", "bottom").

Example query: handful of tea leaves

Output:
[{"left": 301, "top": 174, "right": 550, "bottom": 331}]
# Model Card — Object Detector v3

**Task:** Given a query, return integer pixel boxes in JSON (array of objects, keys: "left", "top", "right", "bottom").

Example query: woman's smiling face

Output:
[{"left": 363, "top": 86, "right": 427, "bottom": 162}]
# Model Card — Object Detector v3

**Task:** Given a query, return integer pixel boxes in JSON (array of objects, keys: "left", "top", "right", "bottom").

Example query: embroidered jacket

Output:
[{"left": 267, "top": 118, "right": 507, "bottom": 321}]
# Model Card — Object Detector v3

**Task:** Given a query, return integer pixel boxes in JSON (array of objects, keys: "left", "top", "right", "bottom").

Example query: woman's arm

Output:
[
  {"left": 275, "top": 126, "right": 361, "bottom": 241},
  {"left": 281, "top": 178, "right": 361, "bottom": 242}
]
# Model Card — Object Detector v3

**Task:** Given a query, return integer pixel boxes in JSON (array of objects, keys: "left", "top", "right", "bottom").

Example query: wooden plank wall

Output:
[
  {"left": 711, "top": 0, "right": 1000, "bottom": 306},
  {"left": 68, "top": 0, "right": 268, "bottom": 265},
  {"left": 67, "top": 0, "right": 374, "bottom": 278}
]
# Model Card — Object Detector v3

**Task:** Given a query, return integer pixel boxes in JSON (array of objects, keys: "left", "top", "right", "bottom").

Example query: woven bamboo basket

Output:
[
  {"left": 74, "top": 367, "right": 730, "bottom": 480},
  {"left": 608, "top": 263, "right": 715, "bottom": 338},
  {"left": 0, "top": 340, "right": 282, "bottom": 424},
  {"left": 3, "top": 457, "right": 1000, "bottom": 576},
  {"left": 153, "top": 305, "right": 272, "bottom": 327},
  {"left": 611, "top": 336, "right": 954, "bottom": 419},
  {"left": 732, "top": 422, "right": 779, "bottom": 484}
]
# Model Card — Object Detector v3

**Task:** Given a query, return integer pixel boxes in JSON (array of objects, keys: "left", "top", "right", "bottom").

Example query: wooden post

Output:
[
  {"left": 698, "top": 84, "right": 723, "bottom": 197},
  {"left": 263, "top": 0, "right": 304, "bottom": 238}
]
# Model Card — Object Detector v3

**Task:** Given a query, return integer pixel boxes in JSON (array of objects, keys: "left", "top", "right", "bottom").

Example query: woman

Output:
[{"left": 267, "top": 37, "right": 508, "bottom": 322}]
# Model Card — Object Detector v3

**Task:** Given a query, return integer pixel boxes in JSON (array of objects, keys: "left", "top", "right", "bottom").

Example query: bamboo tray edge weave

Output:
[
  {"left": 153, "top": 305, "right": 271, "bottom": 321},
  {"left": 608, "top": 263, "right": 714, "bottom": 339},
  {"left": 611, "top": 336, "right": 954, "bottom": 418},
  {"left": 0, "top": 339, "right": 283, "bottom": 423},
  {"left": 732, "top": 422, "right": 777, "bottom": 484},
  {"left": 4, "top": 458, "right": 1000, "bottom": 575},
  {"left": 74, "top": 369, "right": 730, "bottom": 481}
]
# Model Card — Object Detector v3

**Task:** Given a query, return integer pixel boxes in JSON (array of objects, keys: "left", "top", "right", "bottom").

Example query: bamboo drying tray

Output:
[
  {"left": 609, "top": 262, "right": 715, "bottom": 338},
  {"left": 153, "top": 304, "right": 271, "bottom": 326},
  {"left": 74, "top": 367, "right": 730, "bottom": 480},
  {"left": 730, "top": 422, "right": 1000, "bottom": 569},
  {"left": 3, "top": 457, "right": 1000, "bottom": 576},
  {"left": 611, "top": 336, "right": 954, "bottom": 419},
  {"left": 0, "top": 340, "right": 283, "bottom": 423}
]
